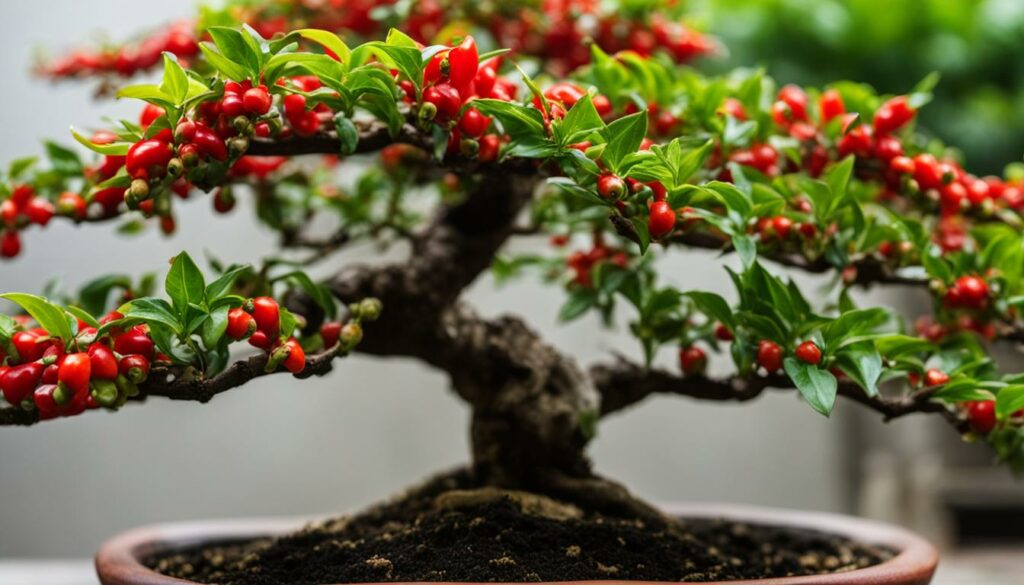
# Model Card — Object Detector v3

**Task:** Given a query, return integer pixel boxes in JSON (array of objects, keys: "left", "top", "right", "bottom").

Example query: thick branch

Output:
[
  {"left": 0, "top": 347, "right": 348, "bottom": 427},
  {"left": 591, "top": 358, "right": 970, "bottom": 433}
]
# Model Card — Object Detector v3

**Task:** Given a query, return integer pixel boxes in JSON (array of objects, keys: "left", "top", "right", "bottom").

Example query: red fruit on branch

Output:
[
  {"left": 946, "top": 275, "right": 989, "bottom": 309},
  {"left": 597, "top": 173, "right": 626, "bottom": 199},
  {"left": 818, "top": 89, "right": 845, "bottom": 123},
  {"left": 226, "top": 307, "right": 255, "bottom": 340},
  {"left": 87, "top": 344, "right": 119, "bottom": 380},
  {"left": 1, "top": 362, "right": 44, "bottom": 406},
  {"left": 714, "top": 324, "right": 734, "bottom": 341},
  {"left": 126, "top": 139, "right": 173, "bottom": 179},
  {"left": 966, "top": 400, "right": 996, "bottom": 434},
  {"left": 795, "top": 341, "right": 822, "bottom": 365},
  {"left": 24, "top": 198, "right": 55, "bottom": 226},
  {"left": 139, "top": 103, "right": 164, "bottom": 129},
  {"left": 457, "top": 108, "right": 490, "bottom": 138},
  {"left": 678, "top": 346, "right": 707, "bottom": 376},
  {"left": 0, "top": 230, "right": 20, "bottom": 258},
  {"left": 423, "top": 83, "right": 461, "bottom": 119},
  {"left": 33, "top": 385, "right": 59, "bottom": 419},
  {"left": 478, "top": 134, "right": 500, "bottom": 162},
  {"left": 192, "top": 126, "right": 228, "bottom": 161},
  {"left": 447, "top": 36, "right": 478, "bottom": 93},
  {"left": 757, "top": 340, "right": 783, "bottom": 373},
  {"left": 282, "top": 338, "right": 306, "bottom": 374},
  {"left": 320, "top": 321, "right": 342, "bottom": 349},
  {"left": 56, "top": 192, "right": 87, "bottom": 219},
  {"left": 242, "top": 86, "right": 272, "bottom": 115},
  {"left": 213, "top": 188, "right": 236, "bottom": 214},
  {"left": 923, "top": 368, "right": 949, "bottom": 387},
  {"left": 58, "top": 353, "right": 92, "bottom": 397},
  {"left": 647, "top": 200, "right": 676, "bottom": 238},
  {"left": 113, "top": 325, "right": 155, "bottom": 360},
  {"left": 873, "top": 96, "right": 916, "bottom": 135},
  {"left": 12, "top": 331, "right": 45, "bottom": 362},
  {"left": 119, "top": 354, "right": 150, "bottom": 383},
  {"left": 250, "top": 297, "right": 281, "bottom": 338},
  {"left": 248, "top": 330, "right": 271, "bottom": 351}
]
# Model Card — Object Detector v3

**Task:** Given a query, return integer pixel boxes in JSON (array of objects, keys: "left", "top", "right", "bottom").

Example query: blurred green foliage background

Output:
[{"left": 691, "top": 0, "right": 1024, "bottom": 175}]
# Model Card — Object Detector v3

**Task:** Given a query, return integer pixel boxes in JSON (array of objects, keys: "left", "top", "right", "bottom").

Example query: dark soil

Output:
[{"left": 147, "top": 489, "right": 894, "bottom": 584}]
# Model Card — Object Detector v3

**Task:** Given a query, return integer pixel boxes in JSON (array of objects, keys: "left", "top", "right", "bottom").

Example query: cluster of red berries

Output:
[
  {"left": 225, "top": 297, "right": 306, "bottom": 374},
  {"left": 408, "top": 36, "right": 506, "bottom": 162},
  {"left": 943, "top": 275, "right": 990, "bottom": 310},
  {"left": 0, "top": 185, "right": 57, "bottom": 258},
  {"left": 562, "top": 236, "right": 629, "bottom": 288},
  {"left": 44, "top": 20, "right": 198, "bottom": 78},
  {"left": 0, "top": 312, "right": 155, "bottom": 420}
]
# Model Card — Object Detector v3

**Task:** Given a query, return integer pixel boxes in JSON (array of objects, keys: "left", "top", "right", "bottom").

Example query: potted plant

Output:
[{"left": 3, "top": 1, "right": 1022, "bottom": 583}]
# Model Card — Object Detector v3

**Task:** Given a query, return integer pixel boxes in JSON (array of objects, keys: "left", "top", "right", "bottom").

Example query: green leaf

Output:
[
  {"left": 559, "top": 290, "right": 598, "bottom": 322},
  {"left": 165, "top": 252, "right": 206, "bottom": 317},
  {"left": 996, "top": 385, "right": 1024, "bottom": 420},
  {"left": 295, "top": 28, "right": 350, "bottom": 63},
  {"left": 205, "top": 265, "right": 250, "bottom": 301},
  {"left": 65, "top": 306, "right": 99, "bottom": 329},
  {"left": 159, "top": 52, "right": 189, "bottom": 103},
  {"left": 334, "top": 115, "right": 359, "bottom": 155},
  {"left": 201, "top": 305, "right": 230, "bottom": 349},
  {"left": 784, "top": 357, "right": 838, "bottom": 416},
  {"left": 200, "top": 43, "right": 250, "bottom": 80},
  {"left": 732, "top": 234, "right": 757, "bottom": 269},
  {"left": 602, "top": 112, "right": 648, "bottom": 172},
  {"left": 120, "top": 298, "right": 182, "bottom": 333},
  {"left": 44, "top": 141, "right": 83, "bottom": 175},
  {"left": 835, "top": 343, "right": 883, "bottom": 397},
  {"left": 685, "top": 291, "right": 735, "bottom": 330},
  {"left": 824, "top": 308, "right": 889, "bottom": 350},
  {"left": 208, "top": 27, "right": 262, "bottom": 78},
  {"left": 0, "top": 293, "right": 74, "bottom": 342},
  {"left": 70, "top": 128, "right": 132, "bottom": 155},
  {"left": 555, "top": 93, "right": 604, "bottom": 146},
  {"left": 825, "top": 156, "right": 854, "bottom": 201},
  {"left": 277, "top": 271, "right": 336, "bottom": 319}
]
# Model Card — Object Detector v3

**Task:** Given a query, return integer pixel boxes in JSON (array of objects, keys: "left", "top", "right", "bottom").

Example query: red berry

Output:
[
  {"left": 447, "top": 36, "right": 478, "bottom": 94},
  {"left": 542, "top": 82, "right": 586, "bottom": 109},
  {"left": 321, "top": 321, "right": 342, "bottom": 348},
  {"left": 757, "top": 340, "right": 783, "bottom": 373},
  {"left": 221, "top": 93, "right": 245, "bottom": 117},
  {"left": 714, "top": 324, "right": 734, "bottom": 341},
  {"left": 242, "top": 87, "right": 272, "bottom": 115},
  {"left": 772, "top": 216, "right": 793, "bottom": 239},
  {"left": 923, "top": 368, "right": 949, "bottom": 387},
  {"left": 58, "top": 353, "right": 91, "bottom": 397},
  {"left": 0, "top": 230, "right": 21, "bottom": 258},
  {"left": 192, "top": 126, "right": 228, "bottom": 162},
  {"left": 33, "top": 385, "right": 59, "bottom": 419},
  {"left": 24, "top": 198, "right": 55, "bottom": 226},
  {"left": 119, "top": 354, "right": 151, "bottom": 383},
  {"left": 139, "top": 103, "right": 165, "bottom": 129},
  {"left": 113, "top": 326, "right": 155, "bottom": 360},
  {"left": 647, "top": 200, "right": 676, "bottom": 238},
  {"left": 478, "top": 134, "right": 500, "bottom": 162},
  {"left": 423, "top": 83, "right": 462, "bottom": 119},
  {"left": 250, "top": 297, "right": 280, "bottom": 338},
  {"left": 873, "top": 96, "right": 916, "bottom": 135},
  {"left": 226, "top": 307, "right": 255, "bottom": 340},
  {"left": 948, "top": 275, "right": 989, "bottom": 309},
  {"left": 678, "top": 346, "right": 707, "bottom": 376},
  {"left": 56, "top": 192, "right": 87, "bottom": 220},
  {"left": 87, "top": 344, "right": 119, "bottom": 380},
  {"left": 1, "top": 199, "right": 17, "bottom": 225},
  {"left": 248, "top": 330, "right": 271, "bottom": 351},
  {"left": 1, "top": 362, "right": 44, "bottom": 406},
  {"left": 818, "top": 89, "right": 845, "bottom": 123},
  {"left": 795, "top": 341, "right": 822, "bottom": 365},
  {"left": 966, "top": 400, "right": 996, "bottom": 434},
  {"left": 282, "top": 338, "right": 306, "bottom": 374},
  {"left": 597, "top": 173, "right": 627, "bottom": 199},
  {"left": 126, "top": 139, "right": 173, "bottom": 179},
  {"left": 213, "top": 188, "right": 236, "bottom": 214},
  {"left": 457, "top": 108, "right": 491, "bottom": 138}
]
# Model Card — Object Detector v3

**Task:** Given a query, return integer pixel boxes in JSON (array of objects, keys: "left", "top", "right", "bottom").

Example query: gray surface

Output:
[{"left": 0, "top": 0, "right": 932, "bottom": 559}]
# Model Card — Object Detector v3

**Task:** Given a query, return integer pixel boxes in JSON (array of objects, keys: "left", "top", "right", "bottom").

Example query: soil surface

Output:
[{"left": 148, "top": 488, "right": 894, "bottom": 584}]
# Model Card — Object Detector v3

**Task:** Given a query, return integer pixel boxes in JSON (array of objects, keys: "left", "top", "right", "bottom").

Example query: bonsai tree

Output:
[{"left": 2, "top": 0, "right": 1024, "bottom": 578}]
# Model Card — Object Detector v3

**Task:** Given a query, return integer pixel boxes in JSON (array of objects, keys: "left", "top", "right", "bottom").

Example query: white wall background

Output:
[{"left": 0, "top": 0, "right": 942, "bottom": 559}]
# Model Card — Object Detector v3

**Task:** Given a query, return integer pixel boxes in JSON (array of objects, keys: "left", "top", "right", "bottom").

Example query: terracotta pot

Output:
[{"left": 95, "top": 503, "right": 938, "bottom": 585}]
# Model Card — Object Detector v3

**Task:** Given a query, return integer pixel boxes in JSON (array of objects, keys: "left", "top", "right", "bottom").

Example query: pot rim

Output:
[{"left": 95, "top": 502, "right": 939, "bottom": 585}]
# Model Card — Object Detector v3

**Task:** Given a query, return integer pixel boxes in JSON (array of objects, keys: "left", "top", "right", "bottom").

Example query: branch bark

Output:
[
  {"left": 0, "top": 346, "right": 349, "bottom": 427},
  {"left": 590, "top": 357, "right": 970, "bottom": 433}
]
